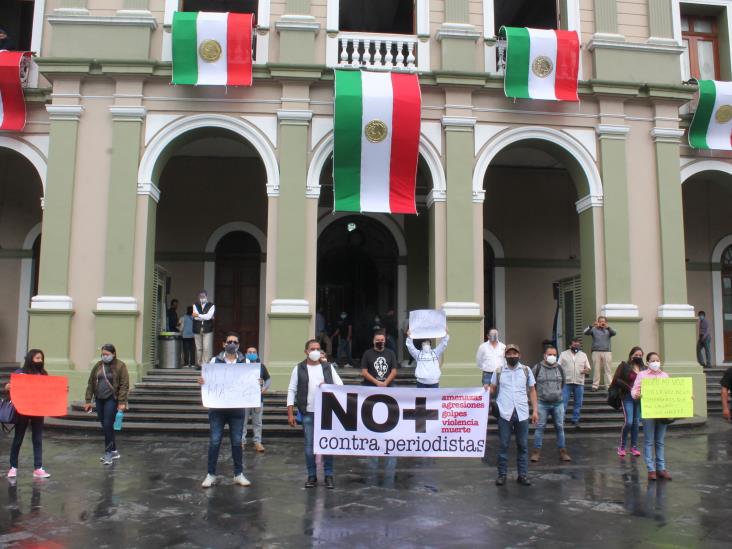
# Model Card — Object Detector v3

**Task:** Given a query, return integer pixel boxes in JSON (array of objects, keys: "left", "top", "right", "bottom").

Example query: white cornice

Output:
[
  {"left": 436, "top": 23, "right": 481, "bottom": 41},
  {"left": 31, "top": 295, "right": 73, "bottom": 311},
  {"left": 96, "top": 296, "right": 139, "bottom": 313},
  {"left": 110, "top": 106, "right": 147, "bottom": 121},
  {"left": 46, "top": 104, "right": 84, "bottom": 121},
  {"left": 472, "top": 190, "right": 485, "bottom": 204},
  {"left": 575, "top": 194, "right": 604, "bottom": 214},
  {"left": 657, "top": 304, "right": 695, "bottom": 319},
  {"left": 426, "top": 189, "right": 447, "bottom": 208},
  {"left": 588, "top": 36, "right": 685, "bottom": 54},
  {"left": 277, "top": 109, "right": 313, "bottom": 124},
  {"left": 271, "top": 299, "right": 310, "bottom": 314},
  {"left": 600, "top": 304, "right": 640, "bottom": 319},
  {"left": 442, "top": 301, "right": 481, "bottom": 317},
  {"left": 48, "top": 14, "right": 158, "bottom": 29},
  {"left": 650, "top": 127, "right": 685, "bottom": 143},
  {"left": 442, "top": 116, "right": 477, "bottom": 128},
  {"left": 275, "top": 15, "right": 321, "bottom": 32},
  {"left": 596, "top": 124, "right": 630, "bottom": 140},
  {"left": 137, "top": 181, "right": 161, "bottom": 203}
]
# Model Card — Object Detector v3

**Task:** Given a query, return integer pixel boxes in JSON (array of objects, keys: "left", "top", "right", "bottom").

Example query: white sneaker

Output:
[
  {"left": 233, "top": 473, "right": 251, "bottom": 487},
  {"left": 110, "top": 450, "right": 121, "bottom": 460},
  {"left": 201, "top": 474, "right": 216, "bottom": 488},
  {"left": 101, "top": 453, "right": 113, "bottom": 465}
]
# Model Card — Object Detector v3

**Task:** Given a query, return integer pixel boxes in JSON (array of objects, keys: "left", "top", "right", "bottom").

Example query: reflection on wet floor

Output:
[{"left": 0, "top": 420, "right": 731, "bottom": 548}]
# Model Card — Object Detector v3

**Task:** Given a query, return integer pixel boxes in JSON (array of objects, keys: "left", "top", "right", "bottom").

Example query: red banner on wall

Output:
[
  {"left": 0, "top": 50, "right": 32, "bottom": 131},
  {"left": 10, "top": 374, "right": 68, "bottom": 417}
]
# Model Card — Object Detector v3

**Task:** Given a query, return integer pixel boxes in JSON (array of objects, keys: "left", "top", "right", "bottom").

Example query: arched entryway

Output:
[
  {"left": 0, "top": 145, "right": 44, "bottom": 362},
  {"left": 475, "top": 127, "right": 601, "bottom": 362}
]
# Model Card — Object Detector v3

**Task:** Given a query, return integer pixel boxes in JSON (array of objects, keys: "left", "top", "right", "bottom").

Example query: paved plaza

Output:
[{"left": 0, "top": 420, "right": 731, "bottom": 548}]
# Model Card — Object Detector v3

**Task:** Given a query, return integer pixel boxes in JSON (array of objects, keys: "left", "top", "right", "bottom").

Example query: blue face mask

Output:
[{"left": 246, "top": 353, "right": 258, "bottom": 362}]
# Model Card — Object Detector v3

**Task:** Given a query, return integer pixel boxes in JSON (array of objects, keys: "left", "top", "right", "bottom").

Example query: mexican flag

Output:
[
  {"left": 0, "top": 50, "right": 31, "bottom": 131},
  {"left": 172, "top": 12, "right": 254, "bottom": 86},
  {"left": 688, "top": 80, "right": 732, "bottom": 150},
  {"left": 333, "top": 70, "right": 421, "bottom": 214},
  {"left": 501, "top": 26, "right": 580, "bottom": 102}
]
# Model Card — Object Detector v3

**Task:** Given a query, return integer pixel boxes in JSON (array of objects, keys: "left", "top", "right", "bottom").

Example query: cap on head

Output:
[{"left": 505, "top": 343, "right": 521, "bottom": 354}]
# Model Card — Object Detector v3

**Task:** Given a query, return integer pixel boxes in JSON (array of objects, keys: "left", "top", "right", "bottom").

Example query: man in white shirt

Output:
[
  {"left": 192, "top": 290, "right": 215, "bottom": 368},
  {"left": 476, "top": 328, "right": 506, "bottom": 385},
  {"left": 287, "top": 339, "right": 343, "bottom": 489}
]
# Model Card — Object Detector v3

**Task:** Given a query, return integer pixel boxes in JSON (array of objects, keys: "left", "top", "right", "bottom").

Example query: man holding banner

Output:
[{"left": 287, "top": 339, "right": 344, "bottom": 489}]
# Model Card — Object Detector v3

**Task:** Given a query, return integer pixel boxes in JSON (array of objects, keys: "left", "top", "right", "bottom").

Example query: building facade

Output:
[{"left": 2, "top": 0, "right": 731, "bottom": 416}]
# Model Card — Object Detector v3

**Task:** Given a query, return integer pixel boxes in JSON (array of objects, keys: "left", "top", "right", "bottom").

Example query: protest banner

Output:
[
  {"left": 10, "top": 374, "right": 68, "bottom": 417},
  {"left": 408, "top": 309, "right": 447, "bottom": 339},
  {"left": 314, "top": 385, "right": 489, "bottom": 458},
  {"left": 201, "top": 362, "right": 262, "bottom": 409},
  {"left": 641, "top": 377, "right": 694, "bottom": 419}
]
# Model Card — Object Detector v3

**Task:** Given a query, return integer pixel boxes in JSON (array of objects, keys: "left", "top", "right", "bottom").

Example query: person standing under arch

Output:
[
  {"left": 584, "top": 316, "right": 616, "bottom": 391},
  {"left": 193, "top": 290, "right": 215, "bottom": 368}
]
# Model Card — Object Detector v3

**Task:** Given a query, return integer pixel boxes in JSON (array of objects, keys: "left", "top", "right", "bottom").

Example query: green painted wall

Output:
[
  {"left": 579, "top": 207, "right": 598, "bottom": 343},
  {"left": 592, "top": 49, "right": 682, "bottom": 85},
  {"left": 593, "top": 0, "right": 618, "bottom": 34},
  {"left": 50, "top": 25, "right": 153, "bottom": 60},
  {"left": 278, "top": 31, "right": 318, "bottom": 65}
]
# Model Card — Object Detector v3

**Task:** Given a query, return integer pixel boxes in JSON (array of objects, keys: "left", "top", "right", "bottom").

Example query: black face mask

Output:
[
  {"left": 506, "top": 356, "right": 520, "bottom": 367},
  {"left": 571, "top": 347, "right": 580, "bottom": 353},
  {"left": 375, "top": 342, "right": 385, "bottom": 351}
]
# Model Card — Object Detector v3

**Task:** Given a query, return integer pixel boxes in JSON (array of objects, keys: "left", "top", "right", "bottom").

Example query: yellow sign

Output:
[{"left": 641, "top": 377, "right": 693, "bottom": 419}]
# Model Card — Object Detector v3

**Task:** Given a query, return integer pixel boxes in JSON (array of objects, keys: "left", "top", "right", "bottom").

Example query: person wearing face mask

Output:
[
  {"left": 361, "top": 330, "right": 399, "bottom": 387},
  {"left": 584, "top": 315, "right": 617, "bottom": 391},
  {"left": 530, "top": 346, "right": 571, "bottom": 463},
  {"left": 192, "top": 290, "right": 215, "bottom": 369},
  {"left": 198, "top": 333, "right": 252, "bottom": 488},
  {"left": 611, "top": 347, "right": 645, "bottom": 458},
  {"left": 488, "top": 344, "right": 539, "bottom": 487},
  {"left": 631, "top": 352, "right": 672, "bottom": 481},
  {"left": 476, "top": 328, "right": 506, "bottom": 386},
  {"left": 287, "top": 339, "right": 344, "bottom": 488},
  {"left": 5, "top": 350, "right": 51, "bottom": 479},
  {"left": 84, "top": 344, "right": 129, "bottom": 466},
  {"left": 331, "top": 312, "right": 353, "bottom": 366},
  {"left": 241, "top": 347, "right": 271, "bottom": 453},
  {"left": 559, "top": 338, "right": 591, "bottom": 428},
  {"left": 697, "top": 310, "right": 711, "bottom": 369},
  {"left": 405, "top": 330, "right": 450, "bottom": 388}
]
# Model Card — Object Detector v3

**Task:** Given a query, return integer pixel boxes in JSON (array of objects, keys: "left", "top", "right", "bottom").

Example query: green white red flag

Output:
[
  {"left": 688, "top": 80, "right": 732, "bottom": 150},
  {"left": 333, "top": 70, "right": 421, "bottom": 214}
]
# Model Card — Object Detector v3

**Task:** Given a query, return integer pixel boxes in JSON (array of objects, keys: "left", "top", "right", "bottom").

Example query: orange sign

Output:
[{"left": 9, "top": 374, "right": 68, "bottom": 417}]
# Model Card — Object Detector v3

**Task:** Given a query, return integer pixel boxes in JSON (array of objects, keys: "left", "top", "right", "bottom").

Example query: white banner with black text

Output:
[{"left": 313, "top": 385, "right": 489, "bottom": 458}]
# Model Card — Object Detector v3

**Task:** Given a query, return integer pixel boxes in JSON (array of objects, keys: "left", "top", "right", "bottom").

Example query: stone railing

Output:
[{"left": 335, "top": 32, "right": 419, "bottom": 70}]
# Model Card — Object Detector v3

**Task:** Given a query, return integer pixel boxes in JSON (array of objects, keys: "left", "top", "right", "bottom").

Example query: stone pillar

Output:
[
  {"left": 136, "top": 183, "right": 159, "bottom": 375},
  {"left": 595, "top": 114, "right": 640, "bottom": 359},
  {"left": 58, "top": 0, "right": 88, "bottom": 12},
  {"left": 28, "top": 102, "right": 83, "bottom": 383},
  {"left": 437, "top": 0, "right": 480, "bottom": 72},
  {"left": 275, "top": 0, "right": 320, "bottom": 65},
  {"left": 593, "top": 0, "right": 619, "bottom": 36},
  {"left": 267, "top": 105, "right": 314, "bottom": 388},
  {"left": 440, "top": 115, "right": 482, "bottom": 385},
  {"left": 650, "top": 115, "right": 707, "bottom": 417},
  {"left": 576, "top": 196, "right": 604, "bottom": 342},
  {"left": 93, "top": 93, "right": 145, "bottom": 379},
  {"left": 427, "top": 190, "right": 447, "bottom": 311}
]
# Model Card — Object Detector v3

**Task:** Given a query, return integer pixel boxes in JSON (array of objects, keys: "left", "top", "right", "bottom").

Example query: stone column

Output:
[
  {"left": 93, "top": 93, "right": 145, "bottom": 379},
  {"left": 28, "top": 102, "right": 83, "bottom": 381},
  {"left": 267, "top": 105, "right": 314, "bottom": 388},
  {"left": 136, "top": 182, "right": 160, "bottom": 375},
  {"left": 440, "top": 115, "right": 483, "bottom": 386},
  {"left": 651, "top": 116, "right": 707, "bottom": 417},
  {"left": 275, "top": 0, "right": 320, "bottom": 65},
  {"left": 437, "top": 0, "right": 480, "bottom": 72},
  {"left": 595, "top": 114, "right": 640, "bottom": 359}
]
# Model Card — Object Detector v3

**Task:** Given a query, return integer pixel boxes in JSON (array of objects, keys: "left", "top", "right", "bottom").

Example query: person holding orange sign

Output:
[{"left": 5, "top": 349, "right": 51, "bottom": 480}]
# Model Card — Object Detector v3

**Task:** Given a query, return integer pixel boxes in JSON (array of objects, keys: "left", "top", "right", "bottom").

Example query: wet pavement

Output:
[{"left": 0, "top": 420, "right": 731, "bottom": 548}]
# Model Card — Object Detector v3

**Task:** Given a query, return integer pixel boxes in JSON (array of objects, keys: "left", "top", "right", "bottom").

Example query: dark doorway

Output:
[
  {"left": 0, "top": 1, "right": 35, "bottom": 51},
  {"left": 484, "top": 241, "right": 495, "bottom": 335},
  {"left": 31, "top": 233, "right": 40, "bottom": 297},
  {"left": 317, "top": 216, "right": 398, "bottom": 361},
  {"left": 339, "top": 0, "right": 415, "bottom": 34},
  {"left": 214, "top": 231, "right": 261, "bottom": 351},
  {"left": 494, "top": 0, "right": 558, "bottom": 33}
]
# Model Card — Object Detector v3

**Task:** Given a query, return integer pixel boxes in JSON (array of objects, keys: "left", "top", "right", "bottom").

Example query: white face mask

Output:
[
  {"left": 489, "top": 333, "right": 498, "bottom": 342},
  {"left": 308, "top": 350, "right": 321, "bottom": 362},
  {"left": 545, "top": 355, "right": 557, "bottom": 365},
  {"left": 648, "top": 361, "right": 661, "bottom": 371},
  {"left": 421, "top": 343, "right": 431, "bottom": 352}
]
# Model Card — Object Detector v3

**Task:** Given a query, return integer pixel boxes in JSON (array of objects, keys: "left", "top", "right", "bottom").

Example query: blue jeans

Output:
[
  {"left": 302, "top": 412, "right": 333, "bottom": 477},
  {"left": 620, "top": 394, "right": 640, "bottom": 449},
  {"left": 416, "top": 382, "right": 439, "bottom": 388},
  {"left": 96, "top": 397, "right": 118, "bottom": 453},
  {"left": 10, "top": 414, "right": 44, "bottom": 469},
  {"left": 497, "top": 412, "right": 529, "bottom": 477},
  {"left": 642, "top": 419, "right": 668, "bottom": 473},
  {"left": 482, "top": 371, "right": 492, "bottom": 385},
  {"left": 533, "top": 401, "right": 565, "bottom": 450},
  {"left": 208, "top": 409, "right": 245, "bottom": 476},
  {"left": 563, "top": 384, "right": 584, "bottom": 423}
]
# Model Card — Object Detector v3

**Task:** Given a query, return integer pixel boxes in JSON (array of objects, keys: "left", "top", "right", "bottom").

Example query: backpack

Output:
[
  {"left": 0, "top": 398, "right": 17, "bottom": 433},
  {"left": 490, "top": 365, "right": 531, "bottom": 419}
]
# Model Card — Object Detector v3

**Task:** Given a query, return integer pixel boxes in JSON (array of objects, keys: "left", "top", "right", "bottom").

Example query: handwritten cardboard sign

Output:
[
  {"left": 409, "top": 309, "right": 447, "bottom": 339},
  {"left": 201, "top": 362, "right": 262, "bottom": 409},
  {"left": 10, "top": 374, "right": 68, "bottom": 417},
  {"left": 641, "top": 377, "right": 694, "bottom": 419}
]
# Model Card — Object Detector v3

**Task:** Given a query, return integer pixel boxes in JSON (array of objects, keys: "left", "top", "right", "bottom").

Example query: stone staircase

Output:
[{"left": 39, "top": 365, "right": 726, "bottom": 436}]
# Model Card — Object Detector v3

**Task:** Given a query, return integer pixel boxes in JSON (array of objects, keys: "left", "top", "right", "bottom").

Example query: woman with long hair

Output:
[
  {"left": 6, "top": 349, "right": 51, "bottom": 479},
  {"left": 84, "top": 344, "right": 129, "bottom": 465},
  {"left": 612, "top": 346, "right": 645, "bottom": 457}
]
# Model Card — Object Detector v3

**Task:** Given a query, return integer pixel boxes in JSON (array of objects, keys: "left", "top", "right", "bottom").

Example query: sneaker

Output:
[
  {"left": 495, "top": 475, "right": 506, "bottom": 486},
  {"left": 233, "top": 473, "right": 251, "bottom": 487},
  {"left": 110, "top": 450, "right": 121, "bottom": 461},
  {"left": 304, "top": 476, "right": 317, "bottom": 488},
  {"left": 201, "top": 474, "right": 216, "bottom": 488},
  {"left": 33, "top": 468, "right": 50, "bottom": 479},
  {"left": 617, "top": 447, "right": 627, "bottom": 457},
  {"left": 630, "top": 447, "right": 641, "bottom": 457},
  {"left": 559, "top": 448, "right": 572, "bottom": 462},
  {"left": 101, "top": 453, "right": 113, "bottom": 466},
  {"left": 7, "top": 467, "right": 17, "bottom": 479},
  {"left": 254, "top": 442, "right": 265, "bottom": 453},
  {"left": 517, "top": 476, "right": 532, "bottom": 486},
  {"left": 530, "top": 449, "right": 541, "bottom": 463},
  {"left": 325, "top": 476, "right": 335, "bottom": 489}
]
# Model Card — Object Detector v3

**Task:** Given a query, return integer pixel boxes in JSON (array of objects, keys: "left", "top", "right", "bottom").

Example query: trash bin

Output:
[{"left": 158, "top": 333, "right": 181, "bottom": 369}]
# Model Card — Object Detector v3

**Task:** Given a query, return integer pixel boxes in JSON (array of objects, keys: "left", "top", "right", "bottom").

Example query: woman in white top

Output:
[{"left": 406, "top": 330, "right": 450, "bottom": 388}]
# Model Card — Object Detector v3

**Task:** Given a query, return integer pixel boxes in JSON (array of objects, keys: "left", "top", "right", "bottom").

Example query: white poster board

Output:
[
  {"left": 409, "top": 309, "right": 447, "bottom": 339},
  {"left": 314, "top": 385, "right": 489, "bottom": 458},
  {"left": 201, "top": 362, "right": 262, "bottom": 409}
]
